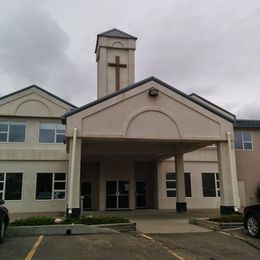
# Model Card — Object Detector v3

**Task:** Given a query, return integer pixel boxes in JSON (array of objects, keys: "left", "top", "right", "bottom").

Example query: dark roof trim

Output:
[
  {"left": 190, "top": 93, "right": 235, "bottom": 117},
  {"left": 98, "top": 28, "right": 137, "bottom": 39},
  {"left": 64, "top": 76, "right": 234, "bottom": 123},
  {"left": 234, "top": 119, "right": 260, "bottom": 128},
  {"left": 95, "top": 28, "right": 137, "bottom": 53},
  {"left": 0, "top": 85, "right": 77, "bottom": 108}
]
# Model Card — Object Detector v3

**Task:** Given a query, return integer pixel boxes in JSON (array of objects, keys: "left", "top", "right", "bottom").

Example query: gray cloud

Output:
[{"left": 0, "top": 0, "right": 259, "bottom": 117}]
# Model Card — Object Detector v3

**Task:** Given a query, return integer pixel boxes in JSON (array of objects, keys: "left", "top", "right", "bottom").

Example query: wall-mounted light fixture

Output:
[{"left": 149, "top": 87, "right": 159, "bottom": 97}]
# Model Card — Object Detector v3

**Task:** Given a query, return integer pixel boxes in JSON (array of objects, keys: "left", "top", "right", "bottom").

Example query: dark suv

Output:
[
  {"left": 244, "top": 204, "right": 260, "bottom": 238},
  {"left": 0, "top": 200, "right": 9, "bottom": 242}
]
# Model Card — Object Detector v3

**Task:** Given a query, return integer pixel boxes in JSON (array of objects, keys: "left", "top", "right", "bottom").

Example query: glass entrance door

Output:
[
  {"left": 81, "top": 182, "right": 92, "bottom": 209},
  {"left": 106, "top": 181, "right": 129, "bottom": 209},
  {"left": 136, "top": 182, "right": 146, "bottom": 208}
]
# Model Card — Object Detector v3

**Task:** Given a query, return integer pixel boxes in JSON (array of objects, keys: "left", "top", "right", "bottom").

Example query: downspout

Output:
[
  {"left": 227, "top": 131, "right": 241, "bottom": 210},
  {"left": 68, "top": 127, "right": 77, "bottom": 216}
]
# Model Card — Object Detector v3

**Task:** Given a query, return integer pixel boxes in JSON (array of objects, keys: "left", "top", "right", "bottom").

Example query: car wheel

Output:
[
  {"left": 246, "top": 214, "right": 260, "bottom": 238},
  {"left": 0, "top": 218, "right": 5, "bottom": 243}
]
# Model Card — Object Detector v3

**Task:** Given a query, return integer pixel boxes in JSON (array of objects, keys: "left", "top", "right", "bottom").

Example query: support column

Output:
[
  {"left": 67, "top": 128, "right": 82, "bottom": 217},
  {"left": 217, "top": 133, "right": 240, "bottom": 215},
  {"left": 155, "top": 161, "right": 162, "bottom": 209},
  {"left": 175, "top": 154, "right": 187, "bottom": 212}
]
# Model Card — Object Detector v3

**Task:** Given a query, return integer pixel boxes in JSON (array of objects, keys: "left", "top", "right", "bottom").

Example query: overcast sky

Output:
[{"left": 0, "top": 0, "right": 259, "bottom": 119}]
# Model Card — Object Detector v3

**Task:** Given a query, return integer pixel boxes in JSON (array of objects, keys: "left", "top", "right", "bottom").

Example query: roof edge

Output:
[
  {"left": 0, "top": 84, "right": 77, "bottom": 108},
  {"left": 64, "top": 76, "right": 235, "bottom": 123},
  {"left": 190, "top": 93, "right": 235, "bottom": 117}
]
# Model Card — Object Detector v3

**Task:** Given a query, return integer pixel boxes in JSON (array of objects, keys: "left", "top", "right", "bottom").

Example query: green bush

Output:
[
  {"left": 63, "top": 216, "right": 129, "bottom": 225},
  {"left": 208, "top": 214, "right": 243, "bottom": 223},
  {"left": 10, "top": 215, "right": 129, "bottom": 226},
  {"left": 10, "top": 216, "right": 55, "bottom": 226}
]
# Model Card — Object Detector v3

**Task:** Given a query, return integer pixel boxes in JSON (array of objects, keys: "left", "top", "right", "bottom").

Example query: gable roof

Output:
[
  {"left": 64, "top": 76, "right": 234, "bottom": 123},
  {"left": 0, "top": 84, "right": 77, "bottom": 108},
  {"left": 234, "top": 119, "right": 260, "bottom": 129}
]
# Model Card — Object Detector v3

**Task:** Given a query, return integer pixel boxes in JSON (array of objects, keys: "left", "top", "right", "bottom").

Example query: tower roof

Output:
[
  {"left": 95, "top": 28, "right": 137, "bottom": 53},
  {"left": 98, "top": 28, "right": 137, "bottom": 39}
]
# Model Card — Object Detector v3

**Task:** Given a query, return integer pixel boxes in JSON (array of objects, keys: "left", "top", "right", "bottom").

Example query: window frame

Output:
[
  {"left": 0, "top": 172, "right": 23, "bottom": 201},
  {"left": 38, "top": 122, "right": 65, "bottom": 144},
  {"left": 0, "top": 121, "right": 26, "bottom": 143},
  {"left": 234, "top": 131, "right": 253, "bottom": 150},
  {"left": 35, "top": 172, "right": 67, "bottom": 201},
  {"left": 202, "top": 172, "right": 220, "bottom": 198},
  {"left": 165, "top": 172, "right": 176, "bottom": 198},
  {"left": 165, "top": 172, "right": 192, "bottom": 198}
]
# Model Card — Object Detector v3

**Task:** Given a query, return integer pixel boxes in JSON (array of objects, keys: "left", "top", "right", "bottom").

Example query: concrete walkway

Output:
[
  {"left": 10, "top": 209, "right": 219, "bottom": 234},
  {"left": 84, "top": 209, "right": 218, "bottom": 233},
  {"left": 130, "top": 218, "right": 210, "bottom": 233}
]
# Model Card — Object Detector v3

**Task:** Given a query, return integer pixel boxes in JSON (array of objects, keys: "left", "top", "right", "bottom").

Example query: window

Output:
[
  {"left": 0, "top": 172, "right": 23, "bottom": 200},
  {"left": 166, "top": 172, "right": 176, "bottom": 197},
  {"left": 36, "top": 172, "right": 66, "bottom": 200},
  {"left": 234, "top": 131, "right": 253, "bottom": 150},
  {"left": 166, "top": 172, "right": 192, "bottom": 197},
  {"left": 0, "top": 121, "right": 26, "bottom": 142},
  {"left": 185, "top": 173, "right": 192, "bottom": 197},
  {"left": 202, "top": 173, "right": 220, "bottom": 197},
  {"left": 39, "top": 123, "right": 65, "bottom": 144}
]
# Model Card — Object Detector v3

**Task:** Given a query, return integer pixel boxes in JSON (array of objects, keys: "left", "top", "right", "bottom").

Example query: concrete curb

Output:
[
  {"left": 189, "top": 218, "right": 243, "bottom": 231},
  {"left": 92, "top": 223, "right": 136, "bottom": 232},
  {"left": 7, "top": 224, "right": 116, "bottom": 237}
]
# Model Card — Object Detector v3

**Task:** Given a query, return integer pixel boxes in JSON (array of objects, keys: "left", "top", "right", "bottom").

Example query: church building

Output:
[{"left": 0, "top": 29, "right": 259, "bottom": 217}]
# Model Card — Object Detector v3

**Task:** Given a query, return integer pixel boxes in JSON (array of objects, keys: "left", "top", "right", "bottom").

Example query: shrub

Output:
[
  {"left": 10, "top": 216, "right": 55, "bottom": 226},
  {"left": 208, "top": 214, "right": 243, "bottom": 223},
  {"left": 10, "top": 215, "right": 129, "bottom": 226},
  {"left": 63, "top": 216, "right": 129, "bottom": 225}
]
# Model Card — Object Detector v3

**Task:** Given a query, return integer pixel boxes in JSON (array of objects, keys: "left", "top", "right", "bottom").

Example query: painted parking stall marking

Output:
[
  {"left": 25, "top": 235, "right": 44, "bottom": 260},
  {"left": 139, "top": 233, "right": 185, "bottom": 260}
]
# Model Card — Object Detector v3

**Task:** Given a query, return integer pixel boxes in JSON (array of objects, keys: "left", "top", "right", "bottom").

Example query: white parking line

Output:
[{"left": 139, "top": 233, "right": 185, "bottom": 260}]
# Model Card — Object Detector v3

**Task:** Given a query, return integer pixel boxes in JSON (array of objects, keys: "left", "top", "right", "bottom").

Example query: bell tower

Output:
[{"left": 95, "top": 28, "right": 137, "bottom": 98}]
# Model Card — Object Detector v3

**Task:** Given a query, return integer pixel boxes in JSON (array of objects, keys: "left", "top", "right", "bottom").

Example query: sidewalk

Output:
[
  {"left": 9, "top": 209, "right": 219, "bottom": 234},
  {"left": 83, "top": 209, "right": 217, "bottom": 233}
]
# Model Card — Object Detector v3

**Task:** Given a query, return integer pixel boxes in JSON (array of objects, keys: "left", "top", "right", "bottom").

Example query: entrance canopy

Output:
[
  {"left": 65, "top": 76, "right": 234, "bottom": 146},
  {"left": 64, "top": 77, "right": 240, "bottom": 216},
  {"left": 81, "top": 139, "right": 215, "bottom": 161}
]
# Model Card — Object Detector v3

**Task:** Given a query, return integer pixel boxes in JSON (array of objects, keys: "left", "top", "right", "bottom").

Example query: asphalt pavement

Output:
[{"left": 1, "top": 230, "right": 260, "bottom": 260}]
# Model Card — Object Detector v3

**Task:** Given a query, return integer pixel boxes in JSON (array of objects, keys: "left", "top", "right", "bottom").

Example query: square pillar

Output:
[
  {"left": 217, "top": 138, "right": 240, "bottom": 215},
  {"left": 68, "top": 138, "right": 82, "bottom": 217},
  {"left": 175, "top": 154, "right": 187, "bottom": 212}
]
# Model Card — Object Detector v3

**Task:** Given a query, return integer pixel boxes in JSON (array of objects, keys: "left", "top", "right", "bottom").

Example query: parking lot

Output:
[{"left": 0, "top": 229, "right": 259, "bottom": 260}]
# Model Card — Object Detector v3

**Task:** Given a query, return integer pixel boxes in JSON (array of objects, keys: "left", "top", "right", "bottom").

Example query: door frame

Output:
[
  {"left": 135, "top": 181, "right": 147, "bottom": 209},
  {"left": 106, "top": 181, "right": 129, "bottom": 210}
]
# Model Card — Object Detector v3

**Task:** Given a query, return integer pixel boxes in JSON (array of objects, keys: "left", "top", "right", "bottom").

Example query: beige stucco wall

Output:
[
  {"left": 235, "top": 129, "right": 260, "bottom": 206},
  {"left": 158, "top": 152, "right": 220, "bottom": 209},
  {"left": 66, "top": 80, "right": 234, "bottom": 142},
  {"left": 0, "top": 117, "right": 68, "bottom": 161},
  {"left": 1, "top": 161, "right": 68, "bottom": 213},
  {"left": 96, "top": 36, "right": 136, "bottom": 98},
  {"left": 0, "top": 87, "right": 74, "bottom": 213},
  {"left": 0, "top": 88, "right": 72, "bottom": 118}
]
